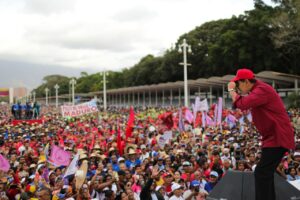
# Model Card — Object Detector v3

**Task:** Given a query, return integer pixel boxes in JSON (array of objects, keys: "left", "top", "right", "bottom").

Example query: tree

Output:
[
  {"left": 270, "top": 0, "right": 300, "bottom": 74},
  {"left": 34, "top": 75, "right": 70, "bottom": 98}
]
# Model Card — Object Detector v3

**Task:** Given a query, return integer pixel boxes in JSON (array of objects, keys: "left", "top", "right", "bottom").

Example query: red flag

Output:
[
  {"left": 59, "top": 136, "right": 64, "bottom": 148},
  {"left": 89, "top": 134, "right": 95, "bottom": 150},
  {"left": 125, "top": 107, "right": 135, "bottom": 139},
  {"left": 117, "top": 125, "right": 123, "bottom": 156},
  {"left": 194, "top": 112, "right": 202, "bottom": 128},
  {"left": 158, "top": 112, "right": 173, "bottom": 130}
]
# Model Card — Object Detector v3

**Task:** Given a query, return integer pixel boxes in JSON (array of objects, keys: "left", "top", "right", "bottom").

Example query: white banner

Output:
[
  {"left": 198, "top": 99, "right": 209, "bottom": 112},
  {"left": 61, "top": 100, "right": 98, "bottom": 117}
]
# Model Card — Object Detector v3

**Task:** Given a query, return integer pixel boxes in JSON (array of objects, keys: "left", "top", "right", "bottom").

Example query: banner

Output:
[
  {"left": 49, "top": 145, "right": 71, "bottom": 166},
  {"left": 61, "top": 100, "right": 98, "bottom": 117}
]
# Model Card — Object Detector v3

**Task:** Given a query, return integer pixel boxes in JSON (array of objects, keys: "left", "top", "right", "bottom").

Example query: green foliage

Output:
[
  {"left": 34, "top": 75, "right": 70, "bottom": 98},
  {"left": 34, "top": 1, "right": 300, "bottom": 94},
  {"left": 270, "top": 0, "right": 300, "bottom": 74},
  {"left": 287, "top": 92, "right": 300, "bottom": 108}
]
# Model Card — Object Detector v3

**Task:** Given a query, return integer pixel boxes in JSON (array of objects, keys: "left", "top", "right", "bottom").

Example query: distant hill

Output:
[{"left": 0, "top": 59, "right": 98, "bottom": 89}]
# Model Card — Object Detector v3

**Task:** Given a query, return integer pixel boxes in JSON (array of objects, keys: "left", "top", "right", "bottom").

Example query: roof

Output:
[{"left": 93, "top": 71, "right": 300, "bottom": 95}]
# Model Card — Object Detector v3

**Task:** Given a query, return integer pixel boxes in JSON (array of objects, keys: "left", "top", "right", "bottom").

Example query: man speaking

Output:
[{"left": 228, "top": 69, "right": 295, "bottom": 200}]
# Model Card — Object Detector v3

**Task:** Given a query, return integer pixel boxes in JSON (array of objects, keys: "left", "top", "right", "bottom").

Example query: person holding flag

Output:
[{"left": 228, "top": 68, "right": 295, "bottom": 200}]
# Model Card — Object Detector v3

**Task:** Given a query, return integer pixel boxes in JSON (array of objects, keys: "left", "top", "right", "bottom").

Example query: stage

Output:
[{"left": 11, "top": 119, "right": 43, "bottom": 125}]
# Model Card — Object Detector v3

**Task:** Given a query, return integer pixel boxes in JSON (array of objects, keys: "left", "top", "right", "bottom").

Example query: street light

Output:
[
  {"left": 32, "top": 91, "right": 36, "bottom": 102},
  {"left": 69, "top": 78, "right": 76, "bottom": 105},
  {"left": 45, "top": 88, "right": 49, "bottom": 106},
  {"left": 178, "top": 38, "right": 192, "bottom": 107},
  {"left": 100, "top": 71, "right": 109, "bottom": 111},
  {"left": 54, "top": 84, "right": 59, "bottom": 108}
]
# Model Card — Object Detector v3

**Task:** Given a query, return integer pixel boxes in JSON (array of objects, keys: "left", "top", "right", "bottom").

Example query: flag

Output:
[
  {"left": 246, "top": 113, "right": 252, "bottom": 122},
  {"left": 226, "top": 114, "right": 237, "bottom": 129},
  {"left": 194, "top": 112, "right": 202, "bottom": 128},
  {"left": 39, "top": 143, "right": 49, "bottom": 162},
  {"left": 0, "top": 154, "right": 10, "bottom": 172},
  {"left": 158, "top": 112, "right": 173, "bottom": 130},
  {"left": 213, "top": 103, "right": 218, "bottom": 126},
  {"left": 89, "top": 134, "right": 95, "bottom": 150},
  {"left": 64, "top": 153, "right": 79, "bottom": 178},
  {"left": 202, "top": 111, "right": 206, "bottom": 128},
  {"left": 59, "top": 136, "right": 65, "bottom": 148},
  {"left": 217, "top": 98, "right": 223, "bottom": 126},
  {"left": 185, "top": 108, "right": 194, "bottom": 124},
  {"left": 206, "top": 114, "right": 214, "bottom": 126},
  {"left": 0, "top": 88, "right": 9, "bottom": 97},
  {"left": 42, "top": 167, "right": 49, "bottom": 183},
  {"left": 117, "top": 123, "right": 124, "bottom": 156},
  {"left": 199, "top": 99, "right": 209, "bottom": 112},
  {"left": 193, "top": 97, "right": 201, "bottom": 123},
  {"left": 239, "top": 116, "right": 245, "bottom": 134},
  {"left": 178, "top": 108, "right": 184, "bottom": 132},
  {"left": 49, "top": 145, "right": 71, "bottom": 166},
  {"left": 125, "top": 107, "right": 135, "bottom": 139}
]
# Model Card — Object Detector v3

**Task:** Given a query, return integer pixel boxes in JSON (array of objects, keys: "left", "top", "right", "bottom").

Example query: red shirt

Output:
[{"left": 233, "top": 80, "right": 295, "bottom": 150}]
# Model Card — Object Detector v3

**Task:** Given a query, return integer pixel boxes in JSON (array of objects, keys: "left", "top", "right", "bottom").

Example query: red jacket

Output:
[{"left": 233, "top": 80, "right": 295, "bottom": 150}]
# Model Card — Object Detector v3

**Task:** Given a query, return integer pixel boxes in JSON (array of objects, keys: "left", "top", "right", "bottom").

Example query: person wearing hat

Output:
[
  {"left": 204, "top": 171, "right": 219, "bottom": 193},
  {"left": 140, "top": 144, "right": 150, "bottom": 162},
  {"left": 125, "top": 147, "right": 141, "bottom": 170},
  {"left": 228, "top": 68, "right": 295, "bottom": 200},
  {"left": 161, "top": 172, "right": 173, "bottom": 195},
  {"left": 221, "top": 148, "right": 236, "bottom": 170},
  {"left": 169, "top": 183, "right": 184, "bottom": 200},
  {"left": 183, "top": 180, "right": 208, "bottom": 200},
  {"left": 181, "top": 161, "right": 192, "bottom": 182}
]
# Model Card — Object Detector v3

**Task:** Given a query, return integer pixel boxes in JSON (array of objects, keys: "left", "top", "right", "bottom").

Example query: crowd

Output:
[{"left": 0, "top": 103, "right": 299, "bottom": 200}]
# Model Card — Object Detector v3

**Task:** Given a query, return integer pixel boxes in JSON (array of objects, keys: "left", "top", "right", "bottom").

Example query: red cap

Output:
[
  {"left": 163, "top": 172, "right": 172, "bottom": 178},
  {"left": 231, "top": 69, "right": 255, "bottom": 82}
]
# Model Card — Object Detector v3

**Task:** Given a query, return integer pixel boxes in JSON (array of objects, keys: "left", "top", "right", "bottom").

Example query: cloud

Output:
[
  {"left": 0, "top": 0, "right": 266, "bottom": 89},
  {"left": 113, "top": 5, "right": 157, "bottom": 22},
  {"left": 23, "top": 0, "right": 77, "bottom": 15}
]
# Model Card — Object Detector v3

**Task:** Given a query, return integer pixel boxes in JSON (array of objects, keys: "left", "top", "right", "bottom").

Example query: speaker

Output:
[{"left": 207, "top": 171, "right": 300, "bottom": 200}]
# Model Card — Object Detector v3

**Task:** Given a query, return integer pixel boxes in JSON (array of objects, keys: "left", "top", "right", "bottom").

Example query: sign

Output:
[{"left": 61, "top": 100, "right": 98, "bottom": 117}]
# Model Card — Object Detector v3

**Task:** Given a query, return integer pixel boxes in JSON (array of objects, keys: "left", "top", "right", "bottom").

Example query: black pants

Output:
[{"left": 254, "top": 147, "right": 287, "bottom": 200}]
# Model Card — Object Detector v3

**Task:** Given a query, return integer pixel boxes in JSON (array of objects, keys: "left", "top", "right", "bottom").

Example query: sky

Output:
[{"left": 0, "top": 0, "right": 274, "bottom": 89}]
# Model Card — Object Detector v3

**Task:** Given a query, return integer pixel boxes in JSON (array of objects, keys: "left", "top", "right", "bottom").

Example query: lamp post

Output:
[
  {"left": 45, "top": 88, "right": 49, "bottom": 106},
  {"left": 28, "top": 93, "right": 32, "bottom": 102},
  {"left": 32, "top": 91, "right": 36, "bottom": 102},
  {"left": 100, "top": 71, "right": 109, "bottom": 111},
  {"left": 54, "top": 84, "right": 59, "bottom": 108},
  {"left": 69, "top": 78, "right": 76, "bottom": 105},
  {"left": 178, "top": 38, "right": 192, "bottom": 107}
]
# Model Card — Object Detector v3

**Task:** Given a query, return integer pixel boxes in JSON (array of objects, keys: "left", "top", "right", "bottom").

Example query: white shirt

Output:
[
  {"left": 140, "top": 152, "right": 149, "bottom": 161},
  {"left": 169, "top": 195, "right": 184, "bottom": 200}
]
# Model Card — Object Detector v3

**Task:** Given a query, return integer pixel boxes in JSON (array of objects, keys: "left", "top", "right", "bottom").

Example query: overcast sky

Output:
[{"left": 0, "top": 0, "right": 274, "bottom": 89}]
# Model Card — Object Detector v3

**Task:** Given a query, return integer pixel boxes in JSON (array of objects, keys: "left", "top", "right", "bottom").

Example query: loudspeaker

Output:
[{"left": 207, "top": 171, "right": 300, "bottom": 200}]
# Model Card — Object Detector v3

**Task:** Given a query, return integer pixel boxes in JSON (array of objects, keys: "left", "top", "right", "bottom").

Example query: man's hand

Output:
[
  {"left": 151, "top": 165, "right": 160, "bottom": 179},
  {"left": 227, "top": 82, "right": 236, "bottom": 91},
  {"left": 228, "top": 81, "right": 238, "bottom": 101}
]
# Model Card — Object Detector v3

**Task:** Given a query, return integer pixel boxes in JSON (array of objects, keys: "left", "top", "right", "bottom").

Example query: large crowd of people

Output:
[{"left": 0, "top": 103, "right": 299, "bottom": 200}]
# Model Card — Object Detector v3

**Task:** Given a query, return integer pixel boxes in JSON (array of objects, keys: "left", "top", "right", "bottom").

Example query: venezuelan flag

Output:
[{"left": 0, "top": 88, "right": 9, "bottom": 96}]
